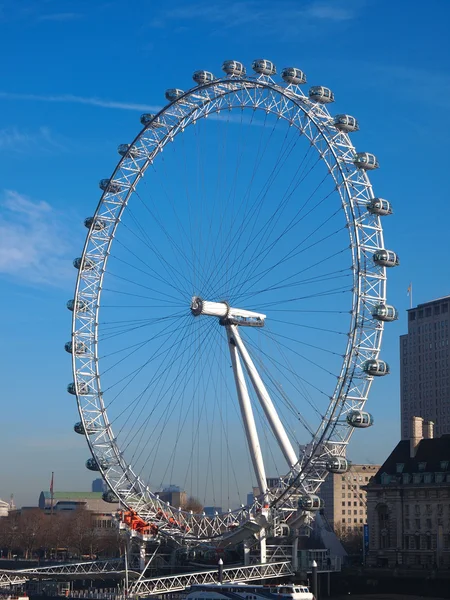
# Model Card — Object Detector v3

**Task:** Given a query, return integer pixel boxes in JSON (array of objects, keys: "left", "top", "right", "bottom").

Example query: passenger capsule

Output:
[
  {"left": 86, "top": 458, "right": 101, "bottom": 471},
  {"left": 84, "top": 217, "right": 106, "bottom": 231},
  {"left": 74, "top": 421, "right": 85, "bottom": 435},
  {"left": 252, "top": 59, "right": 276, "bottom": 76},
  {"left": 100, "top": 179, "right": 122, "bottom": 194},
  {"left": 140, "top": 114, "right": 164, "bottom": 128},
  {"left": 362, "top": 359, "right": 390, "bottom": 376},
  {"left": 308, "top": 86, "right": 334, "bottom": 103},
  {"left": 373, "top": 249, "right": 399, "bottom": 267},
  {"left": 298, "top": 495, "right": 323, "bottom": 511},
  {"left": 372, "top": 304, "right": 398, "bottom": 322},
  {"left": 165, "top": 88, "right": 185, "bottom": 102},
  {"left": 353, "top": 152, "right": 379, "bottom": 170},
  {"left": 74, "top": 421, "right": 99, "bottom": 435},
  {"left": 64, "top": 341, "right": 87, "bottom": 355},
  {"left": 117, "top": 144, "right": 140, "bottom": 158},
  {"left": 222, "top": 60, "right": 246, "bottom": 76},
  {"left": 333, "top": 114, "right": 359, "bottom": 133},
  {"left": 67, "top": 298, "right": 88, "bottom": 312},
  {"left": 193, "top": 70, "right": 215, "bottom": 85},
  {"left": 281, "top": 67, "right": 306, "bottom": 85},
  {"left": 67, "top": 382, "right": 90, "bottom": 395},
  {"left": 73, "top": 257, "right": 95, "bottom": 271},
  {"left": 102, "top": 490, "right": 118, "bottom": 503},
  {"left": 346, "top": 411, "right": 374, "bottom": 428},
  {"left": 326, "top": 457, "right": 350, "bottom": 474},
  {"left": 367, "top": 198, "right": 392, "bottom": 216}
]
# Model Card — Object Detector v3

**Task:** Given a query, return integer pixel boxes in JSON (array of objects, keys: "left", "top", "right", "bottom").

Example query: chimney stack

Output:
[
  {"left": 423, "top": 420, "right": 434, "bottom": 440},
  {"left": 410, "top": 416, "right": 424, "bottom": 457}
]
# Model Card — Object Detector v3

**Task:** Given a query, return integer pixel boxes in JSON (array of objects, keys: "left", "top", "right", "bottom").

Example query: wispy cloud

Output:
[
  {"left": 0, "top": 126, "right": 64, "bottom": 153},
  {"left": 0, "top": 91, "right": 160, "bottom": 113},
  {"left": 0, "top": 190, "right": 80, "bottom": 286},
  {"left": 37, "top": 12, "right": 81, "bottom": 22},
  {"left": 151, "top": 0, "right": 361, "bottom": 33}
]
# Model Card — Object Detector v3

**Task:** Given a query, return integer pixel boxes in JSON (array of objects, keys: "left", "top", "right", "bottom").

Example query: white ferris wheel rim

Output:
[{"left": 69, "top": 63, "right": 391, "bottom": 540}]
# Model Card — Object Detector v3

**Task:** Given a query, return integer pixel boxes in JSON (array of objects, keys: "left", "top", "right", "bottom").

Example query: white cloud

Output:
[
  {"left": 0, "top": 190, "right": 79, "bottom": 286},
  {"left": 37, "top": 12, "right": 81, "bottom": 22},
  {"left": 0, "top": 126, "right": 64, "bottom": 153},
  {"left": 0, "top": 91, "right": 161, "bottom": 113}
]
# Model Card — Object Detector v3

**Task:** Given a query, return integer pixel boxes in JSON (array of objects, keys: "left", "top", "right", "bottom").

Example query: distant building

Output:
[
  {"left": 319, "top": 464, "right": 380, "bottom": 533},
  {"left": 204, "top": 506, "right": 223, "bottom": 516},
  {"left": 156, "top": 486, "right": 187, "bottom": 509},
  {"left": 38, "top": 491, "right": 119, "bottom": 513},
  {"left": 92, "top": 478, "right": 107, "bottom": 493},
  {"left": 38, "top": 491, "right": 120, "bottom": 531},
  {"left": 400, "top": 296, "right": 450, "bottom": 439},
  {"left": 365, "top": 416, "right": 450, "bottom": 568}
]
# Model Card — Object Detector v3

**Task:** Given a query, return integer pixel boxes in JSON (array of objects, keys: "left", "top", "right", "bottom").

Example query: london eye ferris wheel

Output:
[{"left": 66, "top": 58, "right": 398, "bottom": 542}]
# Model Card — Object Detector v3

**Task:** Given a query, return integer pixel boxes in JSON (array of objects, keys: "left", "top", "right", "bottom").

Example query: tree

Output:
[{"left": 182, "top": 496, "right": 203, "bottom": 513}]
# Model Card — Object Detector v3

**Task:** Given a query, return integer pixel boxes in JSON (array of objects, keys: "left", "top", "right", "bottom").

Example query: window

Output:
[
  {"left": 426, "top": 504, "right": 432, "bottom": 515},
  {"left": 415, "top": 519, "right": 421, "bottom": 530},
  {"left": 342, "top": 501, "right": 345, "bottom": 506},
  {"left": 405, "top": 504, "right": 410, "bottom": 516},
  {"left": 414, "top": 504, "right": 420, "bottom": 515},
  {"left": 396, "top": 463, "right": 405, "bottom": 473},
  {"left": 418, "top": 462, "right": 427, "bottom": 471},
  {"left": 405, "top": 519, "right": 410, "bottom": 530},
  {"left": 426, "top": 519, "right": 432, "bottom": 529},
  {"left": 342, "top": 510, "right": 346, "bottom": 515},
  {"left": 440, "top": 461, "right": 448, "bottom": 470}
]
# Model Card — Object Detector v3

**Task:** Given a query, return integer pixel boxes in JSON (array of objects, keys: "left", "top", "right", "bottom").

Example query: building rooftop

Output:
[
  {"left": 41, "top": 491, "right": 104, "bottom": 500},
  {"left": 407, "top": 295, "right": 450, "bottom": 311},
  {"left": 371, "top": 435, "right": 450, "bottom": 483}
]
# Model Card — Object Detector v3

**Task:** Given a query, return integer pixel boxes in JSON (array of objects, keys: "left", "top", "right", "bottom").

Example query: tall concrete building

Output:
[
  {"left": 400, "top": 296, "right": 450, "bottom": 439},
  {"left": 319, "top": 464, "right": 380, "bottom": 532}
]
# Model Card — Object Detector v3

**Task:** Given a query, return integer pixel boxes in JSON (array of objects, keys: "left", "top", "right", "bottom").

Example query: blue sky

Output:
[{"left": 1, "top": 0, "right": 449, "bottom": 508}]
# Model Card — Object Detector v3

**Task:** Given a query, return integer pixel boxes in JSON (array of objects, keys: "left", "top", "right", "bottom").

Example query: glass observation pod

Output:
[
  {"left": 117, "top": 144, "right": 140, "bottom": 159},
  {"left": 74, "top": 421, "right": 99, "bottom": 435},
  {"left": 73, "top": 257, "right": 95, "bottom": 271},
  {"left": 362, "top": 359, "right": 390, "bottom": 376},
  {"left": 281, "top": 67, "right": 307, "bottom": 85},
  {"left": 326, "top": 457, "right": 350, "bottom": 474},
  {"left": 66, "top": 298, "right": 88, "bottom": 312},
  {"left": 353, "top": 152, "right": 379, "bottom": 170},
  {"left": 140, "top": 114, "right": 164, "bottom": 128},
  {"left": 308, "top": 86, "right": 335, "bottom": 103},
  {"left": 222, "top": 60, "right": 246, "bottom": 76},
  {"left": 372, "top": 304, "right": 398, "bottom": 322},
  {"left": 85, "top": 458, "right": 102, "bottom": 471},
  {"left": 252, "top": 59, "right": 276, "bottom": 76},
  {"left": 367, "top": 198, "right": 393, "bottom": 216},
  {"left": 74, "top": 421, "right": 85, "bottom": 435},
  {"left": 165, "top": 88, "right": 185, "bottom": 101},
  {"left": 193, "top": 70, "right": 215, "bottom": 85},
  {"left": 333, "top": 114, "right": 359, "bottom": 133},
  {"left": 64, "top": 341, "right": 87, "bottom": 355},
  {"left": 373, "top": 249, "right": 399, "bottom": 267},
  {"left": 298, "top": 495, "right": 323, "bottom": 511},
  {"left": 84, "top": 216, "right": 106, "bottom": 231},
  {"left": 67, "top": 382, "right": 90, "bottom": 396},
  {"left": 99, "top": 179, "right": 122, "bottom": 194},
  {"left": 346, "top": 410, "right": 374, "bottom": 428},
  {"left": 102, "top": 490, "right": 118, "bottom": 503}
]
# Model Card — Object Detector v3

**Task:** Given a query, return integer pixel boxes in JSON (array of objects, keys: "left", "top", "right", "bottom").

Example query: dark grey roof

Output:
[{"left": 370, "top": 435, "right": 450, "bottom": 483}]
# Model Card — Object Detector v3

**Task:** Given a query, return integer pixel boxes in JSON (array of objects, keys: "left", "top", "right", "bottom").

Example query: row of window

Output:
[
  {"left": 409, "top": 305, "right": 449, "bottom": 320},
  {"left": 342, "top": 509, "right": 364, "bottom": 515}
]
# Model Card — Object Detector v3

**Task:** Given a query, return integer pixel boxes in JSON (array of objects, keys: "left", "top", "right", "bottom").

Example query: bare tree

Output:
[{"left": 182, "top": 496, "right": 203, "bottom": 513}]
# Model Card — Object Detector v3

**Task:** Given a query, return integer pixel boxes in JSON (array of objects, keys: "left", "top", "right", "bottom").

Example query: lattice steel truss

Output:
[{"left": 69, "top": 61, "right": 393, "bottom": 542}]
